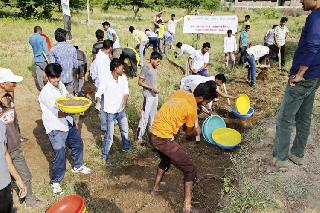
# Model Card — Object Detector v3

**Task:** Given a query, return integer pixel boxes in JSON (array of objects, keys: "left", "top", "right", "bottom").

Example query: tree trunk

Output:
[
  {"left": 86, "top": 0, "right": 90, "bottom": 24},
  {"left": 133, "top": 5, "right": 139, "bottom": 19}
]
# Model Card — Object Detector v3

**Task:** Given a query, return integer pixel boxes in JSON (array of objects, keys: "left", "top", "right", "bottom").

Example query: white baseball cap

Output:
[{"left": 0, "top": 68, "right": 23, "bottom": 83}]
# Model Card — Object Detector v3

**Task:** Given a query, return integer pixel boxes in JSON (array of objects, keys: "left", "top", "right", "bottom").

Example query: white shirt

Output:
[
  {"left": 167, "top": 18, "right": 183, "bottom": 34},
  {"left": 107, "top": 28, "right": 121, "bottom": 49},
  {"left": 95, "top": 75, "right": 129, "bottom": 114},
  {"left": 61, "top": 0, "right": 70, "bottom": 16},
  {"left": 247, "top": 45, "right": 270, "bottom": 60},
  {"left": 91, "top": 50, "right": 111, "bottom": 88},
  {"left": 274, "top": 25, "right": 289, "bottom": 46},
  {"left": 39, "top": 81, "right": 73, "bottom": 134},
  {"left": 264, "top": 28, "right": 275, "bottom": 45},
  {"left": 224, "top": 36, "right": 237, "bottom": 53},
  {"left": 179, "top": 44, "right": 196, "bottom": 57},
  {"left": 180, "top": 75, "right": 215, "bottom": 92},
  {"left": 190, "top": 49, "right": 210, "bottom": 70}
]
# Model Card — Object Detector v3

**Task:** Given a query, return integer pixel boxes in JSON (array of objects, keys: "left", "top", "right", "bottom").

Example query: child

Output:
[{"left": 39, "top": 63, "right": 92, "bottom": 194}]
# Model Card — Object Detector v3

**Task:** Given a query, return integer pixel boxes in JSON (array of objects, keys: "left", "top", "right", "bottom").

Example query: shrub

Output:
[{"left": 254, "top": 8, "right": 281, "bottom": 19}]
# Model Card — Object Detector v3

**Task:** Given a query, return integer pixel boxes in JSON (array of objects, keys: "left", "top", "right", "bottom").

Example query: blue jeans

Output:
[
  {"left": 102, "top": 110, "right": 132, "bottom": 160},
  {"left": 139, "top": 40, "right": 149, "bottom": 66},
  {"left": 148, "top": 37, "right": 158, "bottom": 52},
  {"left": 193, "top": 69, "right": 209, "bottom": 77},
  {"left": 273, "top": 79, "right": 320, "bottom": 160},
  {"left": 48, "top": 122, "right": 84, "bottom": 183},
  {"left": 246, "top": 55, "right": 256, "bottom": 85}
]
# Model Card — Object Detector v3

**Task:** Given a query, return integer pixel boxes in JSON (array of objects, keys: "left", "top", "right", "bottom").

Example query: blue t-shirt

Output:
[
  {"left": 290, "top": 8, "right": 320, "bottom": 79},
  {"left": 28, "top": 33, "right": 49, "bottom": 63},
  {"left": 240, "top": 31, "right": 248, "bottom": 47}
]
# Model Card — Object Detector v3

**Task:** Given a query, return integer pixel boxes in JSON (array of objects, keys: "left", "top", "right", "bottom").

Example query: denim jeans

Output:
[
  {"left": 273, "top": 78, "right": 320, "bottom": 161},
  {"left": 147, "top": 37, "right": 158, "bottom": 52},
  {"left": 139, "top": 40, "right": 149, "bottom": 66},
  {"left": 246, "top": 54, "right": 256, "bottom": 85},
  {"left": 102, "top": 110, "right": 132, "bottom": 160},
  {"left": 48, "top": 122, "right": 84, "bottom": 183},
  {"left": 193, "top": 69, "right": 209, "bottom": 77}
]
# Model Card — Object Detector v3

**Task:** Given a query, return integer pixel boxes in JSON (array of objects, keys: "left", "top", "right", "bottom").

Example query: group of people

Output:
[{"left": 1, "top": 0, "right": 320, "bottom": 212}]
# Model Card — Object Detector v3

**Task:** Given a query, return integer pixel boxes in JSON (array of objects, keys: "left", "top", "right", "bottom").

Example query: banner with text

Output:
[{"left": 183, "top": 15, "right": 238, "bottom": 34}]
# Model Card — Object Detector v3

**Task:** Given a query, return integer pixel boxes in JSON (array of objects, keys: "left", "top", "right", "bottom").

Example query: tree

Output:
[
  {"left": 178, "top": 0, "right": 200, "bottom": 14},
  {"left": 201, "top": 0, "right": 220, "bottom": 13}
]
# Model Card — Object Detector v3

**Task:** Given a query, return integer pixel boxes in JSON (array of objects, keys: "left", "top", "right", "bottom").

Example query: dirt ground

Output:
[
  {"left": 12, "top": 57, "right": 319, "bottom": 212},
  {"left": 13, "top": 60, "right": 234, "bottom": 213},
  {"left": 240, "top": 115, "right": 320, "bottom": 212}
]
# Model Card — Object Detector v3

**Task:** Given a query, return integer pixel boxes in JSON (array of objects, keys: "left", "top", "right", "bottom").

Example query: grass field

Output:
[{"left": 1, "top": 5, "right": 318, "bottom": 212}]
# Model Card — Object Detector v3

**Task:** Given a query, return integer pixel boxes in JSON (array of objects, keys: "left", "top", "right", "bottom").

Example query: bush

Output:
[{"left": 254, "top": 8, "right": 281, "bottom": 19}]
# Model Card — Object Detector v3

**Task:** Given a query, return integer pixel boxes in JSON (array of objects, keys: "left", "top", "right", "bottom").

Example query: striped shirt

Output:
[
  {"left": 274, "top": 26, "right": 289, "bottom": 46},
  {"left": 50, "top": 42, "right": 78, "bottom": 83}
]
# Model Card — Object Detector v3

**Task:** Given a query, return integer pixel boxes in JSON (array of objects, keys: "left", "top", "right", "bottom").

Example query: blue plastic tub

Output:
[
  {"left": 202, "top": 115, "right": 226, "bottom": 144},
  {"left": 231, "top": 107, "right": 254, "bottom": 119}
]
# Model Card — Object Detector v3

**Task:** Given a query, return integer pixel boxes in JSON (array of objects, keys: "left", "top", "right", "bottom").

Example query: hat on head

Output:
[{"left": 0, "top": 68, "right": 23, "bottom": 83}]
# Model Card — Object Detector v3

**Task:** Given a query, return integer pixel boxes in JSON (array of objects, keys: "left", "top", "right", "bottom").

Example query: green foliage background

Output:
[{"left": 0, "top": 0, "right": 221, "bottom": 18}]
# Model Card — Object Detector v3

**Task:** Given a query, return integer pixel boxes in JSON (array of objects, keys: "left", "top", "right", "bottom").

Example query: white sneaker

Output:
[
  {"left": 51, "top": 182, "right": 64, "bottom": 195},
  {"left": 71, "top": 165, "right": 92, "bottom": 174}
]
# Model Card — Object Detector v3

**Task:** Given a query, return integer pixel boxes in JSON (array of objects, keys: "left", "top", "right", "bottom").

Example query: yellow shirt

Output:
[
  {"left": 150, "top": 90, "right": 197, "bottom": 139},
  {"left": 158, "top": 24, "right": 165, "bottom": 39},
  {"left": 132, "top": 30, "right": 149, "bottom": 43}
]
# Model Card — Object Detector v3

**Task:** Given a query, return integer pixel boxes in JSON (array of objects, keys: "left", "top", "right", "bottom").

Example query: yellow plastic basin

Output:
[
  {"left": 235, "top": 94, "right": 250, "bottom": 114},
  {"left": 211, "top": 128, "right": 241, "bottom": 149},
  {"left": 55, "top": 97, "right": 92, "bottom": 114}
]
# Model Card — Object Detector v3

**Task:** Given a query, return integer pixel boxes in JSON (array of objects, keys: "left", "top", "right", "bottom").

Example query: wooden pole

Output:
[{"left": 223, "top": 83, "right": 231, "bottom": 106}]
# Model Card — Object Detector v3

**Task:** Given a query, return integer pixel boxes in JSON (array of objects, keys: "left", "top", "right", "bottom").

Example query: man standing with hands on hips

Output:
[{"left": 272, "top": 0, "right": 320, "bottom": 171}]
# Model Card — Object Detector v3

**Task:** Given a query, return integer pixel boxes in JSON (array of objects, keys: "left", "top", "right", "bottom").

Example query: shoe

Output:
[
  {"left": 25, "top": 197, "right": 45, "bottom": 208},
  {"left": 71, "top": 165, "right": 92, "bottom": 174},
  {"left": 51, "top": 182, "right": 64, "bottom": 195},
  {"left": 272, "top": 157, "right": 288, "bottom": 172},
  {"left": 289, "top": 154, "right": 303, "bottom": 165}
]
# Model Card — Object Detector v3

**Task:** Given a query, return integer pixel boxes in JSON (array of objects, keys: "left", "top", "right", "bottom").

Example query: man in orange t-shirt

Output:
[{"left": 149, "top": 81, "right": 217, "bottom": 213}]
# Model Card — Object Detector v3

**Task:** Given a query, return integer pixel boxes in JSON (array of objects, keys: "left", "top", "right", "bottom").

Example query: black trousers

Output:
[
  {"left": 280, "top": 45, "right": 285, "bottom": 66},
  {"left": 0, "top": 184, "right": 13, "bottom": 213}
]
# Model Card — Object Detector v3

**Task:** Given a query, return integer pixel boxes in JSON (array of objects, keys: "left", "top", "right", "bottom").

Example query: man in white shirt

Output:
[
  {"left": 102, "top": 21, "right": 121, "bottom": 59},
  {"left": 90, "top": 40, "right": 113, "bottom": 132},
  {"left": 264, "top": 25, "right": 277, "bottom": 46},
  {"left": 175, "top": 42, "right": 195, "bottom": 57},
  {"left": 95, "top": 59, "right": 132, "bottom": 162},
  {"left": 246, "top": 44, "right": 270, "bottom": 87},
  {"left": 274, "top": 17, "right": 289, "bottom": 67},
  {"left": 167, "top": 14, "right": 183, "bottom": 48},
  {"left": 224, "top": 30, "right": 237, "bottom": 68},
  {"left": 188, "top": 42, "right": 211, "bottom": 77},
  {"left": 39, "top": 63, "right": 92, "bottom": 195},
  {"left": 61, "top": 0, "right": 71, "bottom": 40}
]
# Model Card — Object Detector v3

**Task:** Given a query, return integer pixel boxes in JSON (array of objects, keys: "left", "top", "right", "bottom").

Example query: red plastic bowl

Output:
[{"left": 46, "top": 195, "right": 86, "bottom": 213}]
